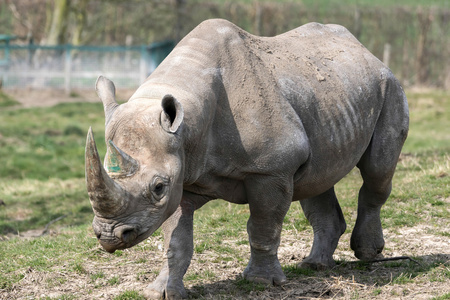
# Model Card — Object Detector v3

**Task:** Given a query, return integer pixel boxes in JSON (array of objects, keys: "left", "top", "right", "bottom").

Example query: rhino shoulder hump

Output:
[
  {"left": 288, "top": 22, "right": 359, "bottom": 44},
  {"left": 195, "top": 19, "right": 241, "bottom": 36}
]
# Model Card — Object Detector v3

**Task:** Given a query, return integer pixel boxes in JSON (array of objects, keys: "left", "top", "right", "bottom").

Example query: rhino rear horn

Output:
[
  {"left": 85, "top": 127, "right": 127, "bottom": 217},
  {"left": 105, "top": 140, "right": 139, "bottom": 178},
  {"left": 96, "top": 76, "right": 119, "bottom": 125}
]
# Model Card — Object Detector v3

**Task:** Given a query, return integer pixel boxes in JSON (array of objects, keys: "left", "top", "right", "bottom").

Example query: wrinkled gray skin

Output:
[{"left": 86, "top": 19, "right": 409, "bottom": 299}]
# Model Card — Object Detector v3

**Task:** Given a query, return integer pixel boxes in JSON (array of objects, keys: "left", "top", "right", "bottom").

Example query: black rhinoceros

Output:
[{"left": 85, "top": 19, "right": 409, "bottom": 299}]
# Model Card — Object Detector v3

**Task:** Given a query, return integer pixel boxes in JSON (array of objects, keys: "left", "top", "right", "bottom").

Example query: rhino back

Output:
[
  {"left": 130, "top": 19, "right": 400, "bottom": 199},
  {"left": 205, "top": 21, "right": 390, "bottom": 182}
]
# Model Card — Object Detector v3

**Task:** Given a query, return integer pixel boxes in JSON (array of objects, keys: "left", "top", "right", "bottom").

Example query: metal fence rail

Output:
[{"left": 0, "top": 41, "right": 174, "bottom": 93}]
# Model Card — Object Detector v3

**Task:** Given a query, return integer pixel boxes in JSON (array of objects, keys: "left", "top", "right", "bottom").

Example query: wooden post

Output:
[
  {"left": 139, "top": 45, "right": 148, "bottom": 84},
  {"left": 64, "top": 44, "right": 72, "bottom": 95},
  {"left": 253, "top": 1, "right": 262, "bottom": 36},
  {"left": 383, "top": 43, "right": 391, "bottom": 68}
]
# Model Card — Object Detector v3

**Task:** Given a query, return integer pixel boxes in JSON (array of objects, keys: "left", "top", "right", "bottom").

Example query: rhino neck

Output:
[{"left": 128, "top": 25, "right": 239, "bottom": 184}]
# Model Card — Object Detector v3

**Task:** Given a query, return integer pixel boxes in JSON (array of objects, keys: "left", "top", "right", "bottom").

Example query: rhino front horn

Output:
[{"left": 85, "top": 127, "right": 127, "bottom": 217}]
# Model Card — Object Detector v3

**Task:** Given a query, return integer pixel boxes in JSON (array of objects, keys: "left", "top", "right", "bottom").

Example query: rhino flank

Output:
[{"left": 85, "top": 19, "right": 408, "bottom": 299}]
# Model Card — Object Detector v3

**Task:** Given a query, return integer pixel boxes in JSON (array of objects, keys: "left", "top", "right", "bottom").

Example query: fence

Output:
[{"left": 0, "top": 40, "right": 174, "bottom": 93}]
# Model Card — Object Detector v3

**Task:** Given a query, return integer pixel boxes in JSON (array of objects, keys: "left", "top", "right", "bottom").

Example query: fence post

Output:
[
  {"left": 139, "top": 45, "right": 148, "bottom": 84},
  {"left": 383, "top": 43, "right": 391, "bottom": 68},
  {"left": 64, "top": 44, "right": 72, "bottom": 94}
]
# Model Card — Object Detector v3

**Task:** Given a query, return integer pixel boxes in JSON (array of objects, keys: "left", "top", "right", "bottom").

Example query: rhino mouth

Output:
[
  {"left": 94, "top": 219, "right": 158, "bottom": 253},
  {"left": 98, "top": 230, "right": 148, "bottom": 253}
]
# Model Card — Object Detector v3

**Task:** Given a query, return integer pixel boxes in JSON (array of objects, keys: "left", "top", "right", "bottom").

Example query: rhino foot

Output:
[
  {"left": 350, "top": 206, "right": 385, "bottom": 261},
  {"left": 297, "top": 256, "right": 335, "bottom": 271},
  {"left": 144, "top": 286, "right": 187, "bottom": 300},
  {"left": 144, "top": 289, "right": 186, "bottom": 300},
  {"left": 243, "top": 254, "right": 287, "bottom": 286},
  {"left": 351, "top": 242, "right": 384, "bottom": 261},
  {"left": 143, "top": 272, "right": 187, "bottom": 300}
]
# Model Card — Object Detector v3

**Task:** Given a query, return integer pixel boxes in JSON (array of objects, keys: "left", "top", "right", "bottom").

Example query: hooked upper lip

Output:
[
  {"left": 93, "top": 216, "right": 160, "bottom": 253},
  {"left": 97, "top": 226, "right": 148, "bottom": 253},
  {"left": 98, "top": 232, "right": 147, "bottom": 253}
]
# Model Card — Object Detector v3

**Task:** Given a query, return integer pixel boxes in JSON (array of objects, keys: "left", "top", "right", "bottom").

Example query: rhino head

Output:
[{"left": 86, "top": 76, "right": 184, "bottom": 253}]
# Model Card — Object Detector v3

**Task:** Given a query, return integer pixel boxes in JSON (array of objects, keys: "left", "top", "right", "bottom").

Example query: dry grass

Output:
[{"left": 2, "top": 223, "right": 448, "bottom": 299}]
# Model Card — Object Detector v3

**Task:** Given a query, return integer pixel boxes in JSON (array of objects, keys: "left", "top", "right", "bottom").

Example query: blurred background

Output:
[{"left": 1, "top": 0, "right": 449, "bottom": 92}]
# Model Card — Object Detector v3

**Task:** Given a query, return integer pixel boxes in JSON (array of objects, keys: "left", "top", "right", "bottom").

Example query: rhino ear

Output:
[
  {"left": 160, "top": 95, "right": 184, "bottom": 133},
  {"left": 96, "top": 76, "right": 119, "bottom": 125}
]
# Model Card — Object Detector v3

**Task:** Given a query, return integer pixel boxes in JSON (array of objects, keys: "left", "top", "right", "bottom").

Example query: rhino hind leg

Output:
[
  {"left": 351, "top": 79, "right": 408, "bottom": 261},
  {"left": 352, "top": 155, "right": 400, "bottom": 261},
  {"left": 144, "top": 201, "right": 195, "bottom": 300},
  {"left": 298, "top": 188, "right": 347, "bottom": 270},
  {"left": 243, "top": 176, "right": 292, "bottom": 285},
  {"left": 350, "top": 179, "right": 390, "bottom": 261}
]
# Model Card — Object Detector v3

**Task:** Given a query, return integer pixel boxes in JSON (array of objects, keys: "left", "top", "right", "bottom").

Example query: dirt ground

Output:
[{"left": 4, "top": 223, "right": 450, "bottom": 300}]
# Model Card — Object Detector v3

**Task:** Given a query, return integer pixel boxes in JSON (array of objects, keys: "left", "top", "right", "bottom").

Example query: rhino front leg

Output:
[
  {"left": 144, "top": 199, "right": 195, "bottom": 300},
  {"left": 298, "top": 187, "right": 347, "bottom": 270},
  {"left": 243, "top": 176, "right": 292, "bottom": 286}
]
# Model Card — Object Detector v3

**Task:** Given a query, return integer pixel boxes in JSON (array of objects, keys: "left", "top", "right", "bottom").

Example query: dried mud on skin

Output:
[{"left": 3, "top": 224, "right": 449, "bottom": 300}]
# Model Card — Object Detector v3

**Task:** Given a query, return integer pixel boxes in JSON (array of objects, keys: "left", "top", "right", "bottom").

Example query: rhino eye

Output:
[
  {"left": 154, "top": 183, "right": 164, "bottom": 195},
  {"left": 150, "top": 177, "right": 169, "bottom": 201}
]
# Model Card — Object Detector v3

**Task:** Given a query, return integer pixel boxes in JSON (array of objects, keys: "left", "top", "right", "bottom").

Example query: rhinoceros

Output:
[{"left": 85, "top": 19, "right": 409, "bottom": 299}]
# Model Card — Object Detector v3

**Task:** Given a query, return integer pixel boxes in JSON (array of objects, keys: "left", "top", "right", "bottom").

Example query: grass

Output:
[
  {"left": 114, "top": 290, "right": 145, "bottom": 300},
  {"left": 0, "top": 102, "right": 106, "bottom": 180},
  {"left": 0, "top": 90, "right": 19, "bottom": 107},
  {"left": 0, "top": 89, "right": 449, "bottom": 298}
]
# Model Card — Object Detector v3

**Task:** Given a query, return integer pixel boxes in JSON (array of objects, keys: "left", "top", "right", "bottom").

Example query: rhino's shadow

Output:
[{"left": 186, "top": 253, "right": 449, "bottom": 299}]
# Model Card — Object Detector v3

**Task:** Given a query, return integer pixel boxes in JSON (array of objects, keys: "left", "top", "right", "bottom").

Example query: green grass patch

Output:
[
  {"left": 433, "top": 292, "right": 450, "bottom": 300},
  {"left": 0, "top": 90, "right": 19, "bottom": 107},
  {"left": 108, "top": 276, "right": 120, "bottom": 285},
  {"left": 0, "top": 102, "right": 106, "bottom": 180},
  {"left": 283, "top": 264, "right": 316, "bottom": 277},
  {"left": 234, "top": 278, "right": 267, "bottom": 293},
  {"left": 90, "top": 271, "right": 105, "bottom": 282},
  {"left": 113, "top": 290, "right": 145, "bottom": 300}
]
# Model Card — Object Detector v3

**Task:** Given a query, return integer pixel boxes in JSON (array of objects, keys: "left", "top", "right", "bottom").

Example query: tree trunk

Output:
[
  {"left": 44, "top": 0, "right": 70, "bottom": 45},
  {"left": 71, "top": 0, "right": 89, "bottom": 46},
  {"left": 415, "top": 8, "right": 433, "bottom": 85}
]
